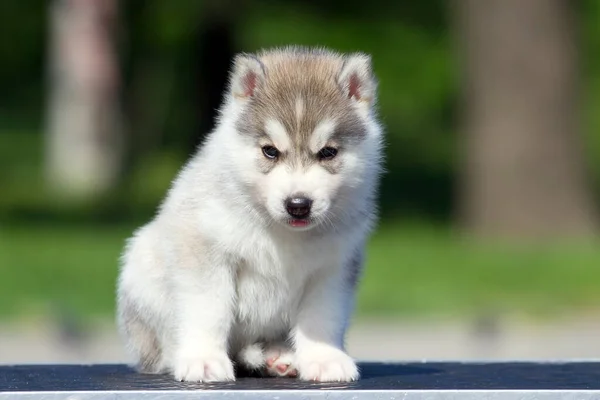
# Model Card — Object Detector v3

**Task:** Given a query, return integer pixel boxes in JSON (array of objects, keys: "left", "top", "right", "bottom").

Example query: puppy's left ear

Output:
[
  {"left": 229, "top": 53, "right": 266, "bottom": 100},
  {"left": 338, "top": 53, "right": 377, "bottom": 107}
]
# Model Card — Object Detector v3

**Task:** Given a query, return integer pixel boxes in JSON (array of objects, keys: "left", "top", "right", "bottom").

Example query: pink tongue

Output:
[{"left": 290, "top": 219, "right": 309, "bottom": 227}]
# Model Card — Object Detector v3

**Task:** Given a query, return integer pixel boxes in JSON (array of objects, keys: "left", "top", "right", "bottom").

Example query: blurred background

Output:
[{"left": 1, "top": 0, "right": 600, "bottom": 364}]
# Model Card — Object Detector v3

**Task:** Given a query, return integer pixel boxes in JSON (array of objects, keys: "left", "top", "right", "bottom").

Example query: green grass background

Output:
[
  {"left": 2, "top": 221, "right": 599, "bottom": 322},
  {"left": 1, "top": 132, "right": 600, "bottom": 322}
]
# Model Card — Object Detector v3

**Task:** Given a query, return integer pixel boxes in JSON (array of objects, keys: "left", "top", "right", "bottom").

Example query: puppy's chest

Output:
[
  {"left": 234, "top": 262, "right": 305, "bottom": 328},
  {"left": 231, "top": 235, "right": 343, "bottom": 333}
]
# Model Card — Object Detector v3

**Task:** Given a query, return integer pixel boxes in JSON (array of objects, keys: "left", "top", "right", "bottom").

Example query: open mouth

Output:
[{"left": 288, "top": 219, "right": 311, "bottom": 228}]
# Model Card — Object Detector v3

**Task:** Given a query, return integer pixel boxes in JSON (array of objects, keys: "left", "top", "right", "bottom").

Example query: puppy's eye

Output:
[
  {"left": 262, "top": 145, "right": 279, "bottom": 159},
  {"left": 318, "top": 147, "right": 338, "bottom": 161}
]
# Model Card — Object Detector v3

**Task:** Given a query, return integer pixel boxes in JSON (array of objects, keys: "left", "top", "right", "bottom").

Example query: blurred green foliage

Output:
[
  {"left": 1, "top": 1, "right": 600, "bottom": 320},
  {"left": 1, "top": 0, "right": 599, "bottom": 221}
]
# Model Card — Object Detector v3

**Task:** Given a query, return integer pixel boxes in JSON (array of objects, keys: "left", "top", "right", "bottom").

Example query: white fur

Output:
[
  {"left": 116, "top": 52, "right": 383, "bottom": 383},
  {"left": 309, "top": 119, "right": 336, "bottom": 151},
  {"left": 295, "top": 97, "right": 304, "bottom": 125},
  {"left": 264, "top": 119, "right": 291, "bottom": 151}
]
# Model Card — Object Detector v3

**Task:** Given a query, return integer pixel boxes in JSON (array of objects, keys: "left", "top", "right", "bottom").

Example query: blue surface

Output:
[{"left": 1, "top": 362, "right": 600, "bottom": 392}]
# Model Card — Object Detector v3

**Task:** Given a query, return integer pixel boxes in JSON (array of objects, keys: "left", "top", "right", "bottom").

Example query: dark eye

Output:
[
  {"left": 318, "top": 147, "right": 338, "bottom": 161},
  {"left": 262, "top": 145, "right": 279, "bottom": 159}
]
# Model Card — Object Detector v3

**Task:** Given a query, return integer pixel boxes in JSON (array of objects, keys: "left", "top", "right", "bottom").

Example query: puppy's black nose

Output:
[{"left": 285, "top": 197, "right": 312, "bottom": 219}]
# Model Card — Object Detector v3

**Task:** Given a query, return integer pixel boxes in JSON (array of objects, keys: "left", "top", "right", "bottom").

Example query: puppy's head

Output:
[{"left": 224, "top": 47, "right": 382, "bottom": 231}]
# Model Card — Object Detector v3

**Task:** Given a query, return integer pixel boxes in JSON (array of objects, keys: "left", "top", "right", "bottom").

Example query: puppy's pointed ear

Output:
[
  {"left": 230, "top": 53, "right": 265, "bottom": 100},
  {"left": 337, "top": 53, "right": 377, "bottom": 106}
]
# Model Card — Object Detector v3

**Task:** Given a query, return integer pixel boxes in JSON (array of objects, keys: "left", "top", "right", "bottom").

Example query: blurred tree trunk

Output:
[
  {"left": 123, "top": 0, "right": 240, "bottom": 169},
  {"left": 187, "top": 0, "right": 243, "bottom": 150},
  {"left": 189, "top": 12, "right": 237, "bottom": 150},
  {"left": 45, "top": 0, "right": 124, "bottom": 200},
  {"left": 452, "top": 0, "right": 598, "bottom": 239}
]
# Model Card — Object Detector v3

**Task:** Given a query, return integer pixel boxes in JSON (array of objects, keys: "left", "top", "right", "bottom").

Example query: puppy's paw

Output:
[
  {"left": 296, "top": 346, "right": 359, "bottom": 382},
  {"left": 236, "top": 342, "right": 266, "bottom": 371},
  {"left": 264, "top": 344, "right": 297, "bottom": 378},
  {"left": 173, "top": 352, "right": 235, "bottom": 382}
]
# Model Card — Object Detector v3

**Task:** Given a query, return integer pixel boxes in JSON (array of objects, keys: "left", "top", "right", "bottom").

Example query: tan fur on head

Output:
[{"left": 231, "top": 46, "right": 377, "bottom": 150}]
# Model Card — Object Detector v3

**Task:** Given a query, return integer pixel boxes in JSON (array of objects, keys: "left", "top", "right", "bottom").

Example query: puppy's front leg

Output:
[
  {"left": 293, "top": 267, "right": 359, "bottom": 382},
  {"left": 171, "top": 251, "right": 236, "bottom": 382}
]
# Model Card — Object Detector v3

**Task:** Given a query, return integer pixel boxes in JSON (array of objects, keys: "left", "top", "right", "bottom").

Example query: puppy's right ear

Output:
[{"left": 230, "top": 54, "right": 265, "bottom": 100}]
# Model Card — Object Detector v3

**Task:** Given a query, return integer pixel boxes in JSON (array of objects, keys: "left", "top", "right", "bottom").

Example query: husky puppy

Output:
[{"left": 116, "top": 46, "right": 384, "bottom": 382}]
